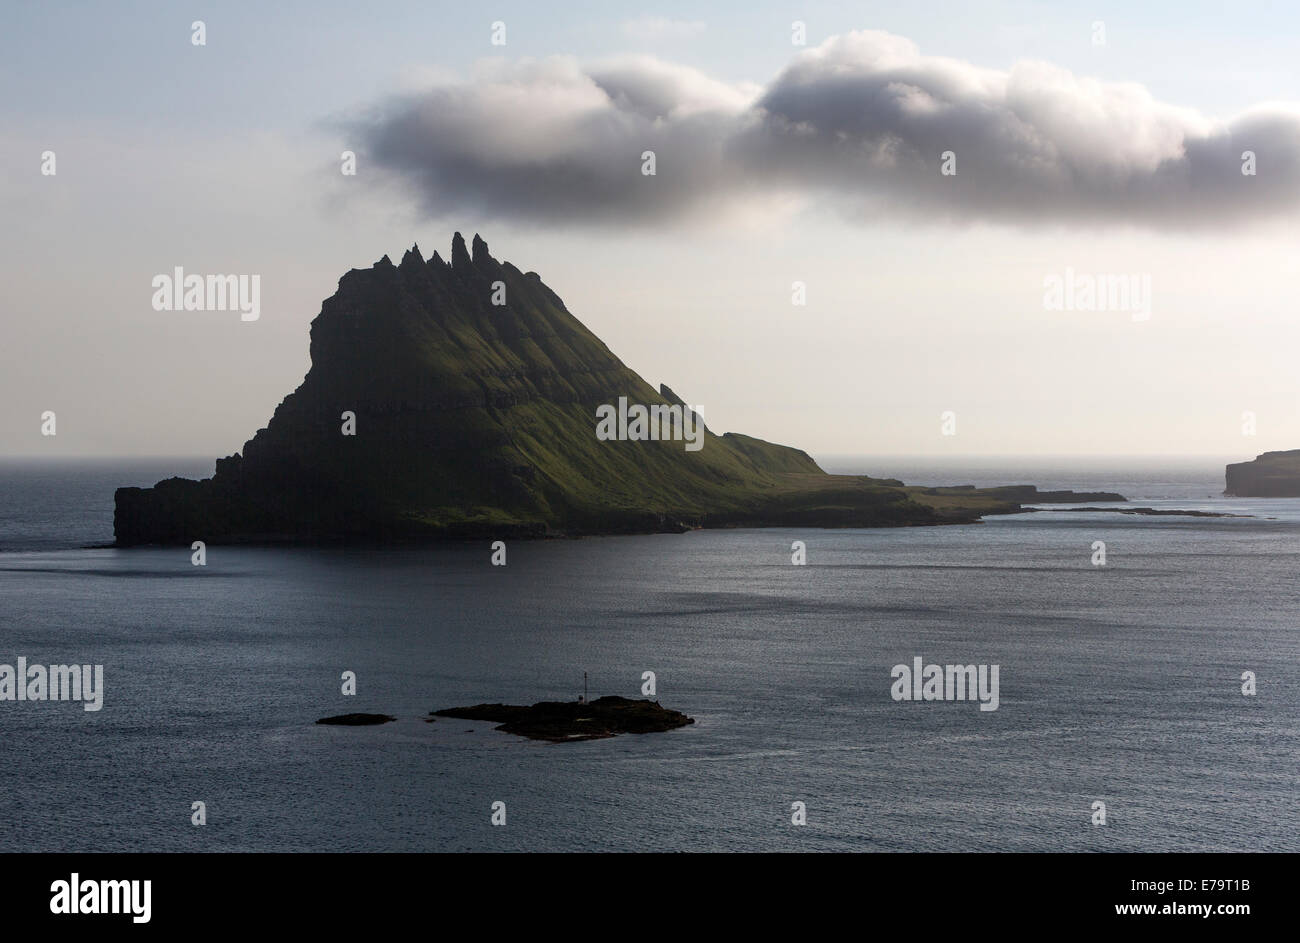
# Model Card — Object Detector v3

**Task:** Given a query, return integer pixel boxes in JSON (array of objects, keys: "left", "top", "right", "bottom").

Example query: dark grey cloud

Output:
[{"left": 350, "top": 31, "right": 1300, "bottom": 228}]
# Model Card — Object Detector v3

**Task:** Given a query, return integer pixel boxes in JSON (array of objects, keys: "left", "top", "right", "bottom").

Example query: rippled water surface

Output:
[{"left": 0, "top": 457, "right": 1295, "bottom": 851}]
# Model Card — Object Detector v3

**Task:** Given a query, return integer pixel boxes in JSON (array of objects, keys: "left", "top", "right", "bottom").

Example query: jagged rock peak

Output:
[
  {"left": 472, "top": 233, "right": 492, "bottom": 265},
  {"left": 430, "top": 249, "right": 446, "bottom": 268},
  {"left": 400, "top": 244, "right": 424, "bottom": 267},
  {"left": 450, "top": 232, "right": 471, "bottom": 268},
  {"left": 375, "top": 253, "right": 394, "bottom": 268}
]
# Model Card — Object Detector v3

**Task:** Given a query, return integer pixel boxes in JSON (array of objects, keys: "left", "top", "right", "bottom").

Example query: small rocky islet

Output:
[
  {"left": 1027, "top": 506, "right": 1254, "bottom": 518},
  {"left": 315, "top": 712, "right": 397, "bottom": 726},
  {"left": 432, "top": 696, "right": 695, "bottom": 742},
  {"left": 314, "top": 696, "right": 694, "bottom": 742}
]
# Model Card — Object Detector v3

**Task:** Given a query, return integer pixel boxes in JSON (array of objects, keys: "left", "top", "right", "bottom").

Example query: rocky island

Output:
[
  {"left": 114, "top": 234, "right": 1121, "bottom": 544},
  {"left": 1033, "top": 507, "right": 1253, "bottom": 518},
  {"left": 315, "top": 713, "right": 396, "bottom": 726},
  {"left": 433, "top": 696, "right": 694, "bottom": 742},
  {"left": 1225, "top": 450, "right": 1300, "bottom": 496}
]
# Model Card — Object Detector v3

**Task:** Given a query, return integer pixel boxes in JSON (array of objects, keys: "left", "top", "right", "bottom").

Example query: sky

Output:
[{"left": 3, "top": 1, "right": 1300, "bottom": 461}]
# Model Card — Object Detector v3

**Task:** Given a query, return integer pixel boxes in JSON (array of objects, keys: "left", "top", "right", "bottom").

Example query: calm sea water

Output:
[{"left": 0, "top": 456, "right": 1296, "bottom": 852}]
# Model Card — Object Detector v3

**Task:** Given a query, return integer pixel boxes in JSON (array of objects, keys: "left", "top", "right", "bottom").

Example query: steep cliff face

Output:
[
  {"left": 116, "top": 234, "right": 933, "bottom": 544},
  {"left": 1225, "top": 450, "right": 1300, "bottom": 496}
]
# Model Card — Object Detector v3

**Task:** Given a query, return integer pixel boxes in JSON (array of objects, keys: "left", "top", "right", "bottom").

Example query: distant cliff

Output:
[
  {"left": 1225, "top": 450, "right": 1300, "bottom": 496},
  {"left": 115, "top": 234, "right": 1114, "bottom": 545}
]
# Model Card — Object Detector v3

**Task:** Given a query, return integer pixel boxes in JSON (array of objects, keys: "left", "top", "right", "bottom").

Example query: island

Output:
[
  {"left": 114, "top": 234, "right": 1123, "bottom": 545},
  {"left": 315, "top": 713, "right": 396, "bottom": 726},
  {"left": 1028, "top": 507, "right": 1253, "bottom": 518},
  {"left": 432, "top": 696, "right": 694, "bottom": 742},
  {"left": 1225, "top": 450, "right": 1300, "bottom": 497}
]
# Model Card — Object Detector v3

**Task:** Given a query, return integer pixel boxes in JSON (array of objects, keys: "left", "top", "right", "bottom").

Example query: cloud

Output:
[
  {"left": 621, "top": 16, "right": 708, "bottom": 41},
  {"left": 355, "top": 55, "right": 755, "bottom": 224},
  {"left": 349, "top": 31, "right": 1300, "bottom": 228}
]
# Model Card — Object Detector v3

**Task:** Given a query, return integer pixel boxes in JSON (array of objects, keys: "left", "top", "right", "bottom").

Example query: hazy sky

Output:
[{"left": 4, "top": 1, "right": 1300, "bottom": 460}]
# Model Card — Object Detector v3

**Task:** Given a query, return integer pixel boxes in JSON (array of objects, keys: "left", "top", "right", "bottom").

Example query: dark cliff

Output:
[{"left": 1225, "top": 450, "right": 1300, "bottom": 496}]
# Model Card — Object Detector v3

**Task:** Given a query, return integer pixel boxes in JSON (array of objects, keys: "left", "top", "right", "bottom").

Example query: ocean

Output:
[{"left": 0, "top": 456, "right": 1296, "bottom": 851}]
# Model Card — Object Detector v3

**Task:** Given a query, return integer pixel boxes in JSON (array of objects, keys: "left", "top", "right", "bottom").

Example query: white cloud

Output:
[{"left": 350, "top": 30, "right": 1300, "bottom": 228}]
